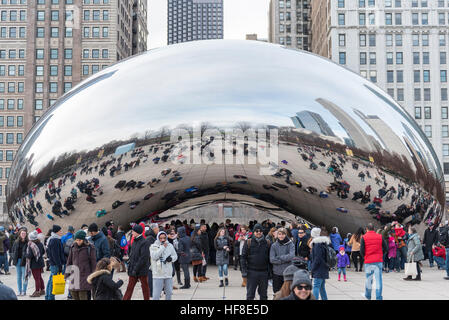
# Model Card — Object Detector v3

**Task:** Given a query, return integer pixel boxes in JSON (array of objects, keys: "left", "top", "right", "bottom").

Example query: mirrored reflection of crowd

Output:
[{"left": 0, "top": 216, "right": 448, "bottom": 301}]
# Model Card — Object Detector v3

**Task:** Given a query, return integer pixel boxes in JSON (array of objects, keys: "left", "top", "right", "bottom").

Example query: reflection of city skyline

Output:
[{"left": 291, "top": 111, "right": 336, "bottom": 137}]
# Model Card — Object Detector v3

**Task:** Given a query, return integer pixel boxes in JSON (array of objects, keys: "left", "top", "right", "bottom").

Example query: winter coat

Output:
[
  {"left": 336, "top": 252, "right": 350, "bottom": 268},
  {"left": 46, "top": 233, "right": 65, "bottom": 267},
  {"left": 240, "top": 236, "right": 271, "bottom": 276},
  {"left": 177, "top": 227, "right": 191, "bottom": 264},
  {"left": 423, "top": 227, "right": 439, "bottom": 248},
  {"left": 310, "top": 236, "right": 330, "bottom": 279},
  {"left": 25, "top": 241, "right": 45, "bottom": 270},
  {"left": 214, "top": 236, "right": 231, "bottom": 266},
  {"left": 65, "top": 242, "right": 96, "bottom": 291},
  {"left": 388, "top": 237, "right": 397, "bottom": 258},
  {"left": 190, "top": 235, "right": 203, "bottom": 262},
  {"left": 407, "top": 233, "right": 424, "bottom": 262},
  {"left": 0, "top": 283, "right": 17, "bottom": 300},
  {"left": 269, "top": 238, "right": 295, "bottom": 276},
  {"left": 432, "top": 246, "right": 446, "bottom": 260},
  {"left": 296, "top": 234, "right": 311, "bottom": 259},
  {"left": 200, "top": 231, "right": 210, "bottom": 255},
  {"left": 91, "top": 232, "right": 111, "bottom": 261},
  {"left": 11, "top": 240, "right": 28, "bottom": 266},
  {"left": 330, "top": 233, "right": 343, "bottom": 252},
  {"left": 87, "top": 270, "right": 123, "bottom": 300},
  {"left": 127, "top": 235, "right": 150, "bottom": 277},
  {"left": 150, "top": 235, "right": 178, "bottom": 279}
]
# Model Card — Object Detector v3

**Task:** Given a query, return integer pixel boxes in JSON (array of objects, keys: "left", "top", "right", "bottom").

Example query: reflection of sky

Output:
[{"left": 15, "top": 40, "right": 442, "bottom": 180}]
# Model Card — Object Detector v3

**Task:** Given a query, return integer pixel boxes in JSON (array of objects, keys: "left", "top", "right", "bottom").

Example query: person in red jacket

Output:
[
  {"left": 360, "top": 223, "right": 387, "bottom": 300},
  {"left": 393, "top": 222, "right": 407, "bottom": 270},
  {"left": 432, "top": 243, "right": 447, "bottom": 269}
]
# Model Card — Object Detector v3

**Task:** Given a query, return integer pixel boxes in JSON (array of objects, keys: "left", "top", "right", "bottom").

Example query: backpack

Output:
[
  {"left": 324, "top": 245, "right": 337, "bottom": 268},
  {"left": 64, "top": 237, "right": 74, "bottom": 256},
  {"left": 120, "top": 234, "right": 128, "bottom": 249}
]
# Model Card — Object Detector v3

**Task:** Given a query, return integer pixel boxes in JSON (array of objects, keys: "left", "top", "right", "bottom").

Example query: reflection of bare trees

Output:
[{"left": 280, "top": 129, "right": 445, "bottom": 205}]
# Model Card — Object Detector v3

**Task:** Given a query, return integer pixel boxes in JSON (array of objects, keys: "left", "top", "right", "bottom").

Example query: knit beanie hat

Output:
[
  {"left": 311, "top": 227, "right": 321, "bottom": 238},
  {"left": 74, "top": 230, "right": 86, "bottom": 240},
  {"left": 283, "top": 264, "right": 300, "bottom": 282},
  {"left": 52, "top": 225, "right": 62, "bottom": 233},
  {"left": 28, "top": 230, "right": 38, "bottom": 241},
  {"left": 68, "top": 225, "right": 75, "bottom": 232},
  {"left": 339, "top": 245, "right": 345, "bottom": 251},
  {"left": 291, "top": 269, "right": 312, "bottom": 290},
  {"left": 132, "top": 224, "right": 143, "bottom": 234},
  {"left": 253, "top": 224, "right": 263, "bottom": 232}
]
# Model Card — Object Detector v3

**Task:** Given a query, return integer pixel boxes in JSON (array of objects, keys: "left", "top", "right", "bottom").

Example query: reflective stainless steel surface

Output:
[{"left": 7, "top": 40, "right": 444, "bottom": 234}]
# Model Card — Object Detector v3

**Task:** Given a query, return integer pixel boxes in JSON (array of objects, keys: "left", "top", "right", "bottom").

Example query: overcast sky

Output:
[{"left": 147, "top": 0, "right": 271, "bottom": 49}]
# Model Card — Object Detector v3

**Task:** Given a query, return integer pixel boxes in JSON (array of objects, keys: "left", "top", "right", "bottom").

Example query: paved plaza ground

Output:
[{"left": 2, "top": 261, "right": 448, "bottom": 300}]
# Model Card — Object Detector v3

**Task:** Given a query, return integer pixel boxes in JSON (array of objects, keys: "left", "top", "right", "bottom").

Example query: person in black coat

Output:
[
  {"left": 297, "top": 229, "right": 311, "bottom": 260},
  {"left": 87, "top": 257, "right": 124, "bottom": 300},
  {"left": 122, "top": 224, "right": 150, "bottom": 300},
  {"left": 200, "top": 224, "right": 210, "bottom": 279},
  {"left": 26, "top": 231, "right": 46, "bottom": 297},
  {"left": 240, "top": 224, "right": 271, "bottom": 300},
  {"left": 177, "top": 226, "right": 191, "bottom": 289},
  {"left": 309, "top": 228, "right": 330, "bottom": 300},
  {"left": 423, "top": 222, "right": 439, "bottom": 267}
]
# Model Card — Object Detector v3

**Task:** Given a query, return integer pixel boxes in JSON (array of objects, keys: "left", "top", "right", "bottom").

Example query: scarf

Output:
[
  {"left": 25, "top": 241, "right": 40, "bottom": 280},
  {"left": 278, "top": 237, "right": 290, "bottom": 245}
]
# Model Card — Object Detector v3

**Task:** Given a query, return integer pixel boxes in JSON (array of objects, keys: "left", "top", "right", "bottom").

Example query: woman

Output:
[
  {"left": 177, "top": 226, "right": 191, "bottom": 289},
  {"left": 280, "top": 269, "right": 315, "bottom": 300},
  {"left": 25, "top": 230, "right": 46, "bottom": 297},
  {"left": 65, "top": 230, "right": 96, "bottom": 300},
  {"left": 234, "top": 225, "right": 252, "bottom": 286},
  {"left": 87, "top": 257, "right": 124, "bottom": 300},
  {"left": 214, "top": 228, "right": 232, "bottom": 287},
  {"left": 265, "top": 227, "right": 278, "bottom": 243},
  {"left": 348, "top": 227, "right": 364, "bottom": 271},
  {"left": 273, "top": 264, "right": 299, "bottom": 300},
  {"left": 309, "top": 227, "right": 330, "bottom": 300},
  {"left": 403, "top": 227, "right": 424, "bottom": 281},
  {"left": 12, "top": 228, "right": 28, "bottom": 296},
  {"left": 269, "top": 228, "right": 295, "bottom": 293},
  {"left": 190, "top": 226, "right": 204, "bottom": 283}
]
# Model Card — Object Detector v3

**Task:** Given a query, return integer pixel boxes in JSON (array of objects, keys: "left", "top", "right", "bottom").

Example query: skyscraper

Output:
[
  {"left": 0, "top": 0, "right": 148, "bottom": 221},
  {"left": 310, "top": 0, "right": 449, "bottom": 197},
  {"left": 167, "top": 0, "right": 223, "bottom": 45},
  {"left": 268, "top": 0, "right": 311, "bottom": 51}
]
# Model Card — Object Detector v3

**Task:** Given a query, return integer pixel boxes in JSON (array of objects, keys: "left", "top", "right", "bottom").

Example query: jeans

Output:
[
  {"left": 383, "top": 252, "right": 389, "bottom": 270},
  {"left": 398, "top": 246, "right": 407, "bottom": 270},
  {"left": 434, "top": 256, "right": 446, "bottom": 269},
  {"left": 45, "top": 265, "right": 60, "bottom": 300},
  {"left": 152, "top": 278, "right": 173, "bottom": 300},
  {"left": 246, "top": 270, "right": 268, "bottom": 300},
  {"left": 364, "top": 262, "right": 383, "bottom": 300},
  {"left": 446, "top": 248, "right": 449, "bottom": 277},
  {"left": 0, "top": 254, "right": 7, "bottom": 272},
  {"left": 218, "top": 264, "right": 228, "bottom": 278},
  {"left": 338, "top": 267, "right": 346, "bottom": 276},
  {"left": 16, "top": 258, "right": 28, "bottom": 294},
  {"left": 180, "top": 263, "right": 190, "bottom": 286},
  {"left": 312, "top": 278, "right": 327, "bottom": 300},
  {"left": 388, "top": 257, "right": 397, "bottom": 271},
  {"left": 426, "top": 247, "right": 434, "bottom": 266}
]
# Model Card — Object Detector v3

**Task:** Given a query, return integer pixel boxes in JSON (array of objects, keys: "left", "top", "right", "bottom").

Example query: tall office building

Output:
[
  {"left": 167, "top": 0, "right": 223, "bottom": 45},
  {"left": 311, "top": 0, "right": 449, "bottom": 198},
  {"left": 0, "top": 0, "right": 147, "bottom": 222},
  {"left": 132, "top": 0, "right": 148, "bottom": 54},
  {"left": 268, "top": 0, "right": 311, "bottom": 51}
]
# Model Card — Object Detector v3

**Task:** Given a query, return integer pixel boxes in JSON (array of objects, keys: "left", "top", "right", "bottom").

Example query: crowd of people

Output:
[{"left": 0, "top": 215, "right": 448, "bottom": 301}]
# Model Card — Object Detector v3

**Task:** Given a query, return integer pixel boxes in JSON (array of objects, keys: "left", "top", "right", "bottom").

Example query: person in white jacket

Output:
[{"left": 150, "top": 231, "right": 178, "bottom": 300}]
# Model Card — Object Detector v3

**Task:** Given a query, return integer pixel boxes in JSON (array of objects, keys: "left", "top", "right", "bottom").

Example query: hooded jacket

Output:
[
  {"left": 177, "top": 227, "right": 191, "bottom": 264},
  {"left": 240, "top": 234, "right": 271, "bottom": 276},
  {"left": 65, "top": 242, "right": 96, "bottom": 291},
  {"left": 46, "top": 233, "right": 66, "bottom": 267},
  {"left": 269, "top": 237, "right": 295, "bottom": 276},
  {"left": 330, "top": 232, "right": 343, "bottom": 252},
  {"left": 190, "top": 227, "right": 203, "bottom": 262},
  {"left": 87, "top": 270, "right": 123, "bottom": 300},
  {"left": 423, "top": 227, "right": 439, "bottom": 248},
  {"left": 310, "top": 236, "right": 331, "bottom": 279},
  {"left": 91, "top": 231, "right": 111, "bottom": 262},
  {"left": 150, "top": 231, "right": 178, "bottom": 279},
  {"left": 127, "top": 234, "right": 150, "bottom": 277}
]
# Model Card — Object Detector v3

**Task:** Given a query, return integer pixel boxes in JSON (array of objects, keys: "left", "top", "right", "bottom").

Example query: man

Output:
[
  {"left": 241, "top": 224, "right": 271, "bottom": 300},
  {"left": 150, "top": 231, "right": 178, "bottom": 300},
  {"left": 123, "top": 224, "right": 150, "bottom": 300},
  {"left": 105, "top": 220, "right": 116, "bottom": 239},
  {"left": 45, "top": 225, "right": 66, "bottom": 300},
  {"left": 309, "top": 227, "right": 330, "bottom": 300},
  {"left": 7, "top": 225, "right": 16, "bottom": 267},
  {"left": 115, "top": 225, "right": 127, "bottom": 272},
  {"left": 0, "top": 226, "right": 10, "bottom": 275},
  {"left": 88, "top": 223, "right": 110, "bottom": 261},
  {"left": 177, "top": 226, "right": 191, "bottom": 289},
  {"left": 423, "top": 222, "right": 439, "bottom": 268},
  {"left": 296, "top": 227, "right": 311, "bottom": 268},
  {"left": 438, "top": 220, "right": 449, "bottom": 280},
  {"left": 145, "top": 223, "right": 159, "bottom": 297},
  {"left": 199, "top": 223, "right": 210, "bottom": 281},
  {"left": 360, "top": 223, "right": 387, "bottom": 300}
]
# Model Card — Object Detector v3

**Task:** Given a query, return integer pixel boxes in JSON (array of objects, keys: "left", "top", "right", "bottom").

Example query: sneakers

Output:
[
  {"left": 180, "top": 285, "right": 191, "bottom": 289},
  {"left": 225, "top": 278, "right": 229, "bottom": 286},
  {"left": 444, "top": 277, "right": 449, "bottom": 280},
  {"left": 39, "top": 289, "right": 45, "bottom": 296}
]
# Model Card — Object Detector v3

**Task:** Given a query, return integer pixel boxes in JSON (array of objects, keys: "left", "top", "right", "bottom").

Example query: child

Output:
[
  {"left": 336, "top": 245, "right": 350, "bottom": 281},
  {"left": 387, "top": 232, "right": 397, "bottom": 272}
]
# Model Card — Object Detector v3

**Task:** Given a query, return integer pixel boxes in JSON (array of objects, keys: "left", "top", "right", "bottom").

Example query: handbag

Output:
[
  {"left": 404, "top": 257, "right": 417, "bottom": 277},
  {"left": 51, "top": 273, "right": 66, "bottom": 295}
]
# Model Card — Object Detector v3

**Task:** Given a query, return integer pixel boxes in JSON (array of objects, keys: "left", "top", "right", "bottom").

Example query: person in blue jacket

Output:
[
  {"left": 330, "top": 227, "right": 343, "bottom": 254},
  {"left": 88, "top": 223, "right": 111, "bottom": 262},
  {"left": 45, "top": 225, "right": 66, "bottom": 300}
]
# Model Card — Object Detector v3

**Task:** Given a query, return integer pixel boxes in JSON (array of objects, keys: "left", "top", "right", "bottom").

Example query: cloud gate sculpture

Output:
[{"left": 7, "top": 40, "right": 445, "bottom": 235}]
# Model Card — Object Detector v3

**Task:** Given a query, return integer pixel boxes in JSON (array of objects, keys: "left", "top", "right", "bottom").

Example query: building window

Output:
[
  {"left": 386, "top": 34, "right": 393, "bottom": 46},
  {"left": 50, "top": 49, "right": 58, "bottom": 59},
  {"left": 102, "top": 27, "right": 108, "bottom": 37},
  {"left": 424, "top": 88, "right": 431, "bottom": 101},
  {"left": 64, "top": 65, "right": 72, "bottom": 76},
  {"left": 397, "top": 88, "right": 404, "bottom": 101},
  {"left": 7, "top": 116, "right": 14, "bottom": 127},
  {"left": 339, "top": 34, "right": 345, "bottom": 46},
  {"left": 36, "top": 49, "right": 44, "bottom": 59},
  {"left": 414, "top": 88, "right": 421, "bottom": 101},
  {"left": 412, "top": 13, "right": 419, "bottom": 25},
  {"left": 65, "top": 27, "right": 73, "bottom": 38},
  {"left": 423, "top": 52, "right": 429, "bottom": 64},
  {"left": 35, "top": 99, "right": 43, "bottom": 110},
  {"left": 424, "top": 107, "right": 431, "bottom": 119},
  {"left": 441, "top": 52, "right": 447, "bottom": 64},
  {"left": 387, "top": 70, "right": 394, "bottom": 83},
  {"left": 64, "top": 49, "right": 72, "bottom": 59},
  {"left": 338, "top": 0, "right": 344, "bottom": 8},
  {"left": 82, "top": 65, "right": 89, "bottom": 75},
  {"left": 395, "top": 34, "right": 402, "bottom": 46},
  {"left": 360, "top": 13, "right": 366, "bottom": 25},
  {"left": 92, "top": 49, "right": 99, "bottom": 58},
  {"left": 17, "top": 133, "right": 22, "bottom": 144},
  {"left": 415, "top": 107, "right": 422, "bottom": 119},
  {"left": 369, "top": 34, "right": 376, "bottom": 46},
  {"left": 92, "top": 65, "right": 99, "bottom": 74},
  {"left": 413, "top": 52, "right": 420, "bottom": 64},
  {"left": 414, "top": 70, "right": 421, "bottom": 83},
  {"left": 369, "top": 52, "right": 376, "bottom": 64},
  {"left": 412, "top": 34, "right": 419, "bottom": 46},
  {"left": 50, "top": 65, "right": 58, "bottom": 76},
  {"left": 396, "top": 70, "right": 403, "bottom": 83},
  {"left": 441, "top": 70, "right": 447, "bottom": 82},
  {"left": 385, "top": 13, "right": 392, "bottom": 25},
  {"left": 103, "top": 10, "right": 108, "bottom": 20},
  {"left": 442, "top": 89, "right": 448, "bottom": 101},
  {"left": 360, "top": 52, "right": 367, "bottom": 65},
  {"left": 339, "top": 52, "right": 346, "bottom": 64},
  {"left": 83, "top": 49, "right": 89, "bottom": 58},
  {"left": 424, "top": 125, "right": 432, "bottom": 138},
  {"left": 36, "top": 27, "right": 44, "bottom": 38},
  {"left": 359, "top": 34, "right": 366, "bottom": 47},
  {"left": 422, "top": 34, "right": 429, "bottom": 46},
  {"left": 423, "top": 70, "right": 430, "bottom": 82},
  {"left": 444, "top": 145, "right": 449, "bottom": 156},
  {"left": 440, "top": 34, "right": 446, "bottom": 46},
  {"left": 442, "top": 107, "right": 448, "bottom": 119},
  {"left": 64, "top": 82, "right": 71, "bottom": 93},
  {"left": 51, "top": 27, "right": 59, "bottom": 38},
  {"left": 338, "top": 14, "right": 345, "bottom": 25},
  {"left": 102, "top": 49, "right": 108, "bottom": 58},
  {"left": 396, "top": 52, "right": 403, "bottom": 64},
  {"left": 6, "top": 150, "right": 13, "bottom": 161},
  {"left": 443, "top": 125, "right": 449, "bottom": 138},
  {"left": 51, "top": 10, "right": 59, "bottom": 21},
  {"left": 422, "top": 13, "right": 428, "bottom": 25},
  {"left": 369, "top": 70, "right": 377, "bottom": 82},
  {"left": 387, "top": 88, "right": 395, "bottom": 98},
  {"left": 49, "top": 82, "right": 58, "bottom": 93}
]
